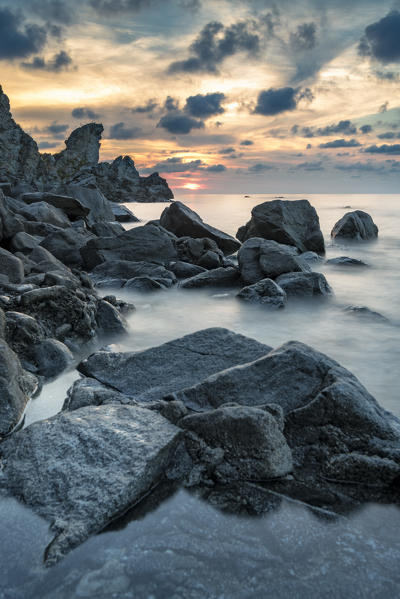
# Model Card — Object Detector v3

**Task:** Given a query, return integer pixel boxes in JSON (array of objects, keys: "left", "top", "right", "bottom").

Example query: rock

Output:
[
  {"left": 180, "top": 267, "right": 240, "bottom": 289},
  {"left": 9, "top": 231, "right": 40, "bottom": 254},
  {"left": 324, "top": 453, "right": 400, "bottom": 486},
  {"left": 90, "top": 221, "right": 125, "bottom": 237},
  {"left": 0, "top": 248, "right": 24, "bottom": 283},
  {"left": 136, "top": 172, "right": 174, "bottom": 203},
  {"left": 63, "top": 377, "right": 133, "bottom": 411},
  {"left": 88, "top": 155, "right": 140, "bottom": 203},
  {"left": 238, "top": 238, "right": 308, "bottom": 285},
  {"left": 237, "top": 199, "right": 325, "bottom": 255},
  {"left": 22, "top": 221, "right": 63, "bottom": 238},
  {"left": 40, "top": 227, "right": 95, "bottom": 268},
  {"left": 331, "top": 210, "right": 378, "bottom": 241},
  {"left": 299, "top": 251, "right": 323, "bottom": 264},
  {"left": 276, "top": 272, "right": 333, "bottom": 297},
  {"left": 0, "top": 339, "right": 38, "bottom": 436},
  {"left": 343, "top": 305, "right": 389, "bottom": 323},
  {"left": 80, "top": 224, "right": 177, "bottom": 270},
  {"left": 20, "top": 192, "right": 90, "bottom": 220},
  {"left": 95, "top": 299, "right": 128, "bottom": 336},
  {"left": 169, "top": 261, "right": 206, "bottom": 279},
  {"left": 91, "top": 260, "right": 176, "bottom": 288},
  {"left": 27, "top": 245, "right": 72, "bottom": 275},
  {"left": 0, "top": 404, "right": 182, "bottom": 563},
  {"left": 326, "top": 256, "right": 369, "bottom": 267},
  {"left": 160, "top": 202, "right": 240, "bottom": 254},
  {"left": 13, "top": 200, "right": 71, "bottom": 229},
  {"left": 54, "top": 185, "right": 115, "bottom": 227},
  {"left": 53, "top": 123, "right": 103, "bottom": 181},
  {"left": 33, "top": 338, "right": 74, "bottom": 378},
  {"left": 0, "top": 190, "right": 25, "bottom": 241},
  {"left": 78, "top": 328, "right": 271, "bottom": 402},
  {"left": 181, "top": 405, "right": 293, "bottom": 481},
  {"left": 176, "top": 237, "right": 225, "bottom": 269},
  {"left": 5, "top": 311, "right": 42, "bottom": 368},
  {"left": 237, "top": 278, "right": 286, "bottom": 308},
  {"left": 123, "top": 276, "right": 166, "bottom": 292},
  {"left": 110, "top": 203, "right": 139, "bottom": 222}
]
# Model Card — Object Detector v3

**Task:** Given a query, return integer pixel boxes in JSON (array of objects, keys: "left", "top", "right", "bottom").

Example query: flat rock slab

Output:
[
  {"left": 20, "top": 193, "right": 90, "bottom": 219},
  {"left": 0, "top": 404, "right": 182, "bottom": 564},
  {"left": 79, "top": 327, "right": 271, "bottom": 402}
]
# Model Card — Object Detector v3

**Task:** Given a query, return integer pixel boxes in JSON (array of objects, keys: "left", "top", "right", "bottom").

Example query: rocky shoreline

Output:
[{"left": 0, "top": 84, "right": 398, "bottom": 568}]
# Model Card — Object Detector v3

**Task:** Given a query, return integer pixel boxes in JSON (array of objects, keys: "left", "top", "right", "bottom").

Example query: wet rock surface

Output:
[
  {"left": 238, "top": 238, "right": 308, "bottom": 284},
  {"left": 236, "top": 278, "right": 287, "bottom": 308},
  {"left": 331, "top": 210, "right": 378, "bottom": 241}
]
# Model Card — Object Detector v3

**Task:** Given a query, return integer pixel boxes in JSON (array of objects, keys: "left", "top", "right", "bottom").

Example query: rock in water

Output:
[
  {"left": 236, "top": 199, "right": 325, "bottom": 255},
  {"left": 78, "top": 328, "right": 271, "bottom": 401},
  {"left": 275, "top": 272, "right": 333, "bottom": 297},
  {"left": 238, "top": 238, "right": 308, "bottom": 284},
  {"left": 0, "top": 405, "right": 182, "bottom": 564},
  {"left": 326, "top": 256, "right": 369, "bottom": 267},
  {"left": 331, "top": 210, "right": 378, "bottom": 241},
  {"left": 160, "top": 201, "right": 240, "bottom": 254},
  {"left": 236, "top": 278, "right": 287, "bottom": 308},
  {"left": 180, "top": 267, "right": 240, "bottom": 289}
]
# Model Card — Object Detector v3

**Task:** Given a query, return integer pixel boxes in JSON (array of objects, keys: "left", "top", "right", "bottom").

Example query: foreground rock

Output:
[
  {"left": 236, "top": 278, "right": 286, "bottom": 308},
  {"left": 180, "top": 267, "right": 240, "bottom": 289},
  {"left": 238, "top": 238, "right": 308, "bottom": 285},
  {"left": 90, "top": 260, "right": 176, "bottom": 289},
  {"left": 275, "top": 272, "right": 333, "bottom": 298},
  {"left": 0, "top": 405, "right": 182, "bottom": 564},
  {"left": 237, "top": 199, "right": 325, "bottom": 255},
  {"left": 331, "top": 211, "right": 378, "bottom": 241},
  {"left": 78, "top": 328, "right": 271, "bottom": 401},
  {"left": 160, "top": 202, "right": 240, "bottom": 255}
]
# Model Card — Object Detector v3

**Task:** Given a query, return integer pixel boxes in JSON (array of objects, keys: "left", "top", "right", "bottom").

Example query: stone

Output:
[
  {"left": 326, "top": 256, "right": 369, "bottom": 267},
  {"left": 90, "top": 221, "right": 125, "bottom": 237},
  {"left": 0, "top": 404, "right": 182, "bottom": 564},
  {"left": 20, "top": 192, "right": 90, "bottom": 220},
  {"left": 123, "top": 276, "right": 166, "bottom": 292},
  {"left": 91, "top": 260, "right": 176, "bottom": 288},
  {"left": 169, "top": 261, "right": 206, "bottom": 279},
  {"left": 237, "top": 278, "right": 286, "bottom": 308},
  {"left": 237, "top": 199, "right": 325, "bottom": 254},
  {"left": 0, "top": 248, "right": 24, "bottom": 283},
  {"left": 53, "top": 123, "right": 103, "bottom": 181},
  {"left": 275, "top": 272, "right": 333, "bottom": 297},
  {"left": 0, "top": 190, "right": 25, "bottom": 241},
  {"left": 27, "top": 246, "right": 71, "bottom": 275},
  {"left": 40, "top": 228, "right": 95, "bottom": 268},
  {"left": 238, "top": 238, "right": 308, "bottom": 285},
  {"left": 78, "top": 328, "right": 271, "bottom": 402},
  {"left": 331, "top": 210, "right": 378, "bottom": 241},
  {"left": 324, "top": 453, "right": 400, "bottom": 486},
  {"left": 160, "top": 202, "right": 240, "bottom": 254},
  {"left": 33, "top": 338, "right": 74, "bottom": 378},
  {"left": 63, "top": 377, "right": 134, "bottom": 412},
  {"left": 176, "top": 237, "right": 225, "bottom": 269},
  {"left": 88, "top": 155, "right": 140, "bottom": 203},
  {"left": 23, "top": 221, "right": 63, "bottom": 238},
  {"left": 5, "top": 311, "right": 43, "bottom": 367},
  {"left": 0, "top": 339, "right": 38, "bottom": 436},
  {"left": 343, "top": 305, "right": 389, "bottom": 323},
  {"left": 180, "top": 267, "right": 240, "bottom": 289},
  {"left": 13, "top": 201, "right": 71, "bottom": 229},
  {"left": 9, "top": 232, "right": 40, "bottom": 254},
  {"left": 95, "top": 299, "right": 128, "bottom": 337},
  {"left": 80, "top": 224, "right": 177, "bottom": 270},
  {"left": 181, "top": 405, "right": 293, "bottom": 481},
  {"left": 54, "top": 185, "right": 115, "bottom": 227},
  {"left": 136, "top": 172, "right": 174, "bottom": 203},
  {"left": 110, "top": 203, "right": 139, "bottom": 222}
]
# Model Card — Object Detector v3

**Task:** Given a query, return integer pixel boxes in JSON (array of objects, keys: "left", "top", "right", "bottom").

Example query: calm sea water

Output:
[{"left": 3, "top": 193, "right": 400, "bottom": 598}]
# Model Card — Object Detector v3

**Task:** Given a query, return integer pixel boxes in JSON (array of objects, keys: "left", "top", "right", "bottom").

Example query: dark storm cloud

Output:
[
  {"left": 184, "top": 93, "right": 225, "bottom": 118},
  {"left": 240, "top": 139, "right": 254, "bottom": 146},
  {"left": 164, "top": 96, "right": 179, "bottom": 111},
  {"left": 89, "top": 0, "right": 201, "bottom": 14},
  {"left": 0, "top": 7, "right": 47, "bottom": 59},
  {"left": 32, "top": 0, "right": 73, "bottom": 24},
  {"left": 132, "top": 100, "right": 158, "bottom": 114},
  {"left": 254, "top": 87, "right": 313, "bottom": 116},
  {"left": 319, "top": 138, "right": 361, "bottom": 148},
  {"left": 359, "top": 124, "right": 373, "bottom": 134},
  {"left": 290, "top": 22, "right": 317, "bottom": 51},
  {"left": 377, "top": 132, "right": 400, "bottom": 139},
  {"left": 143, "top": 156, "right": 226, "bottom": 173},
  {"left": 363, "top": 144, "right": 400, "bottom": 154},
  {"left": 295, "top": 120, "right": 357, "bottom": 138},
  {"left": 45, "top": 123, "right": 69, "bottom": 135},
  {"left": 168, "top": 20, "right": 261, "bottom": 74},
  {"left": 359, "top": 11, "right": 400, "bottom": 63},
  {"left": 21, "top": 50, "right": 73, "bottom": 72},
  {"left": 108, "top": 122, "right": 143, "bottom": 139},
  {"left": 157, "top": 112, "right": 204, "bottom": 134},
  {"left": 72, "top": 107, "right": 101, "bottom": 120}
]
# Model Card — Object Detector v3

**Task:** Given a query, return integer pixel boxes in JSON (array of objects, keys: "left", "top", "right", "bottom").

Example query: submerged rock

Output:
[
  {"left": 176, "top": 236, "right": 225, "bottom": 269},
  {"left": 236, "top": 278, "right": 286, "bottom": 308},
  {"left": 326, "top": 256, "right": 369, "bottom": 267},
  {"left": 331, "top": 210, "right": 378, "bottom": 241},
  {"left": 343, "top": 305, "right": 389, "bottom": 323},
  {"left": 275, "top": 272, "right": 333, "bottom": 298},
  {"left": 238, "top": 238, "right": 308, "bottom": 285},
  {"left": 33, "top": 338, "right": 74, "bottom": 378}
]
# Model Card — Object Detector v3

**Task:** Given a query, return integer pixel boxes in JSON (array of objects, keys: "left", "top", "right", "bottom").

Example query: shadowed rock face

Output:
[
  {"left": 53, "top": 124, "right": 104, "bottom": 181},
  {"left": 331, "top": 210, "right": 378, "bottom": 241}
]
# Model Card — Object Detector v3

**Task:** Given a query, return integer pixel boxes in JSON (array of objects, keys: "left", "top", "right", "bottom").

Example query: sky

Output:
[{"left": 1, "top": 0, "right": 400, "bottom": 193}]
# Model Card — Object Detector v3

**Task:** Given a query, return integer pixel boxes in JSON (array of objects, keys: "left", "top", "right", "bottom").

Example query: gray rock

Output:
[
  {"left": 0, "top": 404, "right": 182, "bottom": 563},
  {"left": 181, "top": 405, "right": 293, "bottom": 481},
  {"left": 343, "top": 305, "right": 389, "bottom": 323},
  {"left": 136, "top": 172, "right": 174, "bottom": 203},
  {"left": 5, "top": 311, "right": 42, "bottom": 367},
  {"left": 331, "top": 210, "right": 378, "bottom": 241},
  {"left": 160, "top": 201, "right": 240, "bottom": 254},
  {"left": 176, "top": 237, "right": 225, "bottom": 269},
  {"left": 63, "top": 377, "right": 134, "bottom": 411},
  {"left": 324, "top": 453, "right": 400, "bottom": 486},
  {"left": 0, "top": 191, "right": 25, "bottom": 241},
  {"left": 299, "top": 251, "right": 323, "bottom": 264},
  {"left": 326, "top": 256, "right": 369, "bottom": 267},
  {"left": 40, "top": 227, "right": 95, "bottom": 268},
  {"left": 180, "top": 266, "right": 240, "bottom": 289},
  {"left": 27, "top": 245, "right": 71, "bottom": 275},
  {"left": 22, "top": 221, "right": 64, "bottom": 238},
  {"left": 276, "top": 272, "right": 333, "bottom": 297},
  {"left": 0, "top": 248, "right": 24, "bottom": 283},
  {"left": 33, "top": 338, "right": 74, "bottom": 378},
  {"left": 123, "top": 276, "right": 166, "bottom": 292},
  {"left": 91, "top": 260, "right": 176, "bottom": 288},
  {"left": 0, "top": 339, "right": 38, "bottom": 436},
  {"left": 238, "top": 238, "right": 308, "bottom": 285},
  {"left": 237, "top": 278, "right": 286, "bottom": 308},
  {"left": 14, "top": 201, "right": 72, "bottom": 229},
  {"left": 9, "top": 231, "right": 40, "bottom": 254},
  {"left": 237, "top": 199, "right": 325, "bottom": 254},
  {"left": 54, "top": 185, "right": 115, "bottom": 227},
  {"left": 96, "top": 299, "right": 128, "bottom": 336},
  {"left": 90, "top": 221, "right": 125, "bottom": 237},
  {"left": 110, "top": 203, "right": 139, "bottom": 222},
  {"left": 78, "top": 327, "right": 271, "bottom": 402},
  {"left": 80, "top": 224, "right": 177, "bottom": 270},
  {"left": 53, "top": 123, "right": 103, "bottom": 180},
  {"left": 169, "top": 261, "right": 206, "bottom": 279},
  {"left": 20, "top": 192, "right": 90, "bottom": 219}
]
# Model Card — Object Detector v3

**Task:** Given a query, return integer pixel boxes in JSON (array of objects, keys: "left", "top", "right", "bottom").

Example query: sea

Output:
[{"left": 1, "top": 193, "right": 400, "bottom": 598}]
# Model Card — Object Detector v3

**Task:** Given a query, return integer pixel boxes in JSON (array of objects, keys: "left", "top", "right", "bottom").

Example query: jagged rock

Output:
[
  {"left": 238, "top": 238, "right": 308, "bottom": 285},
  {"left": 160, "top": 202, "right": 240, "bottom": 255},
  {"left": 136, "top": 172, "right": 174, "bottom": 203},
  {"left": 176, "top": 237, "right": 225, "bottom": 269},
  {"left": 80, "top": 224, "right": 177, "bottom": 270},
  {"left": 9, "top": 232, "right": 40, "bottom": 254},
  {"left": 0, "top": 339, "right": 38, "bottom": 436},
  {"left": 40, "top": 227, "right": 95, "bottom": 268},
  {"left": 331, "top": 211, "right": 378, "bottom": 241},
  {"left": 0, "top": 190, "right": 24, "bottom": 241},
  {"left": 27, "top": 245, "right": 72, "bottom": 275},
  {"left": 169, "top": 261, "right": 206, "bottom": 279},
  {"left": 33, "top": 338, "right": 74, "bottom": 378},
  {"left": 95, "top": 299, "right": 128, "bottom": 337},
  {"left": 275, "top": 272, "right": 333, "bottom": 297},
  {"left": 78, "top": 328, "right": 271, "bottom": 401},
  {"left": 5, "top": 311, "right": 43, "bottom": 368},
  {"left": 0, "top": 404, "right": 182, "bottom": 564},
  {"left": 0, "top": 248, "right": 24, "bottom": 283},
  {"left": 236, "top": 278, "right": 287, "bottom": 308},
  {"left": 89, "top": 156, "right": 140, "bottom": 203},
  {"left": 54, "top": 184, "right": 115, "bottom": 227},
  {"left": 8, "top": 196, "right": 71, "bottom": 229},
  {"left": 110, "top": 203, "right": 139, "bottom": 222},
  {"left": 324, "top": 453, "right": 400, "bottom": 486},
  {"left": 63, "top": 377, "right": 134, "bottom": 412},
  {"left": 299, "top": 251, "right": 323, "bottom": 264},
  {"left": 90, "top": 221, "right": 125, "bottom": 237},
  {"left": 20, "top": 192, "right": 90, "bottom": 220},
  {"left": 237, "top": 199, "right": 325, "bottom": 255},
  {"left": 22, "top": 220, "right": 63, "bottom": 238},
  {"left": 180, "top": 267, "right": 240, "bottom": 289},
  {"left": 53, "top": 123, "right": 103, "bottom": 181},
  {"left": 91, "top": 260, "right": 176, "bottom": 288},
  {"left": 326, "top": 256, "right": 369, "bottom": 267}
]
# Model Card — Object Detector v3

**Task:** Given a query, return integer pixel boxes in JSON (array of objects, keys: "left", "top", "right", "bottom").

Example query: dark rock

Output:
[
  {"left": 110, "top": 203, "right": 139, "bottom": 222},
  {"left": 27, "top": 245, "right": 72, "bottom": 275},
  {"left": 0, "top": 248, "right": 24, "bottom": 283},
  {"left": 331, "top": 210, "right": 378, "bottom": 241},
  {"left": 33, "top": 338, "right": 74, "bottom": 378},
  {"left": 0, "top": 190, "right": 25, "bottom": 241},
  {"left": 169, "top": 261, "right": 206, "bottom": 279},
  {"left": 326, "top": 256, "right": 369, "bottom": 267},
  {"left": 9, "top": 232, "right": 40, "bottom": 254},
  {"left": 11, "top": 199, "right": 71, "bottom": 229},
  {"left": 53, "top": 123, "right": 103, "bottom": 181},
  {"left": 22, "top": 221, "right": 63, "bottom": 238},
  {"left": 176, "top": 237, "right": 225, "bottom": 269},
  {"left": 136, "top": 172, "right": 174, "bottom": 203},
  {"left": 343, "top": 305, "right": 389, "bottom": 323},
  {"left": 63, "top": 377, "right": 134, "bottom": 411},
  {"left": 20, "top": 192, "right": 90, "bottom": 220},
  {"left": 237, "top": 278, "right": 286, "bottom": 308},
  {"left": 91, "top": 260, "right": 176, "bottom": 288},
  {"left": 276, "top": 272, "right": 333, "bottom": 297},
  {"left": 324, "top": 453, "right": 400, "bottom": 486},
  {"left": 5, "top": 311, "right": 42, "bottom": 366},
  {"left": 54, "top": 185, "right": 115, "bottom": 227},
  {"left": 237, "top": 199, "right": 325, "bottom": 254},
  {"left": 238, "top": 238, "right": 308, "bottom": 285},
  {"left": 123, "top": 276, "right": 166, "bottom": 292},
  {"left": 96, "top": 299, "right": 128, "bottom": 336},
  {"left": 90, "top": 221, "right": 125, "bottom": 237},
  {"left": 180, "top": 267, "right": 240, "bottom": 289},
  {"left": 160, "top": 202, "right": 240, "bottom": 254},
  {"left": 40, "top": 227, "right": 95, "bottom": 268}
]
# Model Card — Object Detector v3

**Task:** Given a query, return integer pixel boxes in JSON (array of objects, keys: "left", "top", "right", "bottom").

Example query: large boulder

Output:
[
  {"left": 20, "top": 192, "right": 90, "bottom": 220},
  {"left": 136, "top": 172, "right": 174, "bottom": 203},
  {"left": 180, "top": 266, "right": 240, "bottom": 289},
  {"left": 33, "top": 338, "right": 74, "bottom": 378},
  {"left": 0, "top": 404, "right": 182, "bottom": 564},
  {"left": 40, "top": 227, "right": 95, "bottom": 268},
  {"left": 0, "top": 190, "right": 24, "bottom": 242},
  {"left": 91, "top": 260, "right": 176, "bottom": 288},
  {"left": 110, "top": 203, "right": 139, "bottom": 222},
  {"left": 176, "top": 237, "right": 225, "bottom": 269},
  {"left": 331, "top": 210, "right": 378, "bottom": 241},
  {"left": 54, "top": 184, "right": 115, "bottom": 226},
  {"left": 0, "top": 248, "right": 24, "bottom": 283},
  {"left": 53, "top": 123, "right": 103, "bottom": 181},
  {"left": 237, "top": 238, "right": 308, "bottom": 285},
  {"left": 237, "top": 199, "right": 325, "bottom": 254},
  {"left": 160, "top": 201, "right": 240, "bottom": 255},
  {"left": 236, "top": 278, "right": 287, "bottom": 308},
  {"left": 9, "top": 198, "right": 71, "bottom": 229},
  {"left": 275, "top": 272, "right": 333, "bottom": 297},
  {"left": 78, "top": 328, "right": 271, "bottom": 401}
]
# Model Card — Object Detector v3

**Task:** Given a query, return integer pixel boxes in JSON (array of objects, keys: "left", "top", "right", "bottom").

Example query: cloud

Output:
[
  {"left": 21, "top": 50, "right": 73, "bottom": 72},
  {"left": 108, "top": 122, "right": 143, "bottom": 139},
  {"left": 290, "top": 22, "right": 317, "bottom": 51},
  {"left": 168, "top": 19, "right": 261, "bottom": 74},
  {"left": 335, "top": 161, "right": 386, "bottom": 173},
  {"left": 132, "top": 100, "right": 158, "bottom": 114},
  {"left": 164, "top": 96, "right": 179, "bottom": 111},
  {"left": 296, "top": 161, "right": 323, "bottom": 171},
  {"left": 205, "top": 164, "right": 227, "bottom": 172},
  {"left": 248, "top": 162, "right": 274, "bottom": 173},
  {"left": 0, "top": 7, "right": 47, "bottom": 59},
  {"left": 240, "top": 139, "right": 253, "bottom": 145},
  {"left": 143, "top": 156, "right": 226, "bottom": 173},
  {"left": 218, "top": 147, "right": 236, "bottom": 154},
  {"left": 32, "top": 0, "right": 73, "bottom": 24},
  {"left": 38, "top": 140, "right": 60, "bottom": 150},
  {"left": 90, "top": 0, "right": 201, "bottom": 14},
  {"left": 359, "top": 11, "right": 400, "bottom": 64},
  {"left": 254, "top": 87, "right": 312, "bottom": 116},
  {"left": 184, "top": 93, "right": 225, "bottom": 118},
  {"left": 359, "top": 124, "right": 373, "bottom": 134},
  {"left": 363, "top": 144, "right": 400, "bottom": 154},
  {"left": 296, "top": 120, "right": 357, "bottom": 137},
  {"left": 157, "top": 112, "right": 204, "bottom": 134},
  {"left": 375, "top": 70, "right": 400, "bottom": 81},
  {"left": 72, "top": 107, "right": 100, "bottom": 120},
  {"left": 377, "top": 132, "right": 400, "bottom": 139},
  {"left": 45, "top": 122, "right": 69, "bottom": 135},
  {"left": 319, "top": 138, "right": 361, "bottom": 148}
]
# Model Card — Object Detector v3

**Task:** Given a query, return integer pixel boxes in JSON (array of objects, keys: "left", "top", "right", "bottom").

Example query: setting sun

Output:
[{"left": 182, "top": 183, "right": 201, "bottom": 190}]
